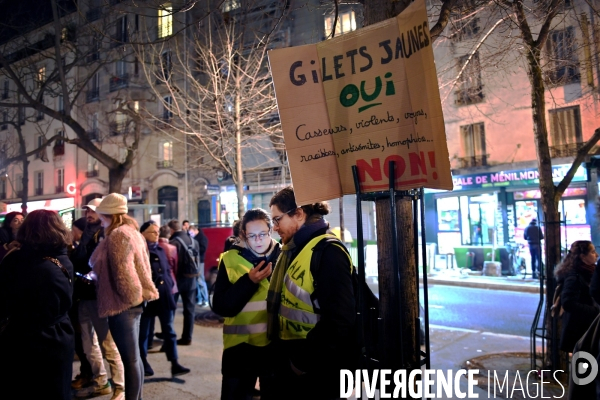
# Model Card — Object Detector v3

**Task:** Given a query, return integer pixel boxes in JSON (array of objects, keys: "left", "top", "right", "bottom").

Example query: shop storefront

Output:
[
  {"left": 425, "top": 163, "right": 593, "bottom": 266},
  {"left": 5, "top": 198, "right": 76, "bottom": 229}
]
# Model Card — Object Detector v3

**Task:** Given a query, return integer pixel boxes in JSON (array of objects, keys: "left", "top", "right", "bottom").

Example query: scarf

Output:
[
  {"left": 266, "top": 215, "right": 328, "bottom": 339},
  {"left": 147, "top": 241, "right": 159, "bottom": 251}
]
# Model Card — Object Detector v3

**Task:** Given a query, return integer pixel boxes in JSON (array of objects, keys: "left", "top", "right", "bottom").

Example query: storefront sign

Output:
[
  {"left": 452, "top": 164, "right": 588, "bottom": 190},
  {"left": 206, "top": 185, "right": 220, "bottom": 196},
  {"left": 268, "top": 0, "right": 452, "bottom": 205}
]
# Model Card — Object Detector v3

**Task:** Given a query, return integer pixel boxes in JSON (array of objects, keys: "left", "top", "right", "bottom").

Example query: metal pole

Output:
[{"left": 420, "top": 187, "right": 431, "bottom": 369}]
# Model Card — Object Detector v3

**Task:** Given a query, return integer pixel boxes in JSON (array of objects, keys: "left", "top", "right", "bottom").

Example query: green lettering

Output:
[
  {"left": 361, "top": 77, "right": 382, "bottom": 102},
  {"left": 340, "top": 84, "right": 359, "bottom": 107}
]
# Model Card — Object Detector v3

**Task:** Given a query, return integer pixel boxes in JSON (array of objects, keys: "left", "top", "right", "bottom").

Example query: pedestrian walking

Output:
[
  {"left": 213, "top": 208, "right": 281, "bottom": 400},
  {"left": 90, "top": 193, "right": 159, "bottom": 400},
  {"left": 194, "top": 225, "right": 210, "bottom": 307},
  {"left": 138, "top": 220, "right": 191, "bottom": 378},
  {"left": 0, "top": 210, "right": 74, "bottom": 399},
  {"left": 524, "top": 218, "right": 544, "bottom": 279},
  {"left": 554, "top": 240, "right": 599, "bottom": 353},
  {"left": 267, "top": 186, "right": 357, "bottom": 400}
]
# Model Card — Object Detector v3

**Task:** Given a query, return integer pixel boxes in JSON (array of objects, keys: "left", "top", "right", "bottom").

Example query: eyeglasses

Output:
[
  {"left": 247, "top": 232, "right": 270, "bottom": 241},
  {"left": 272, "top": 208, "right": 296, "bottom": 227}
]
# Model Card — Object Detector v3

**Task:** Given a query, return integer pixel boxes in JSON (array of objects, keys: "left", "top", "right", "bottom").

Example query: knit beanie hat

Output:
[
  {"left": 73, "top": 217, "right": 87, "bottom": 232},
  {"left": 96, "top": 193, "right": 128, "bottom": 215},
  {"left": 140, "top": 220, "right": 157, "bottom": 233}
]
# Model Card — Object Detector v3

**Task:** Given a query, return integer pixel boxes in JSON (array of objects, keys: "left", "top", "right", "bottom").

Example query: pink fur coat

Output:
[{"left": 90, "top": 224, "right": 159, "bottom": 318}]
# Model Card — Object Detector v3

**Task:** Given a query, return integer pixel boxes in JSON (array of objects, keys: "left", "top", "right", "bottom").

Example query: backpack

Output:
[
  {"left": 172, "top": 236, "right": 201, "bottom": 278},
  {"left": 310, "top": 236, "right": 381, "bottom": 370}
]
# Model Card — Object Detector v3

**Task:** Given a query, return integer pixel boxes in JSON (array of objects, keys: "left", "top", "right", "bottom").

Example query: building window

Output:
[
  {"left": 88, "top": 113, "right": 99, "bottom": 140},
  {"left": 157, "top": 140, "right": 173, "bottom": 168},
  {"left": 15, "top": 173, "right": 23, "bottom": 197},
  {"left": 2, "top": 80, "right": 8, "bottom": 99},
  {"left": 54, "top": 130, "right": 65, "bottom": 157},
  {"left": 161, "top": 51, "right": 172, "bottom": 82},
  {"left": 114, "top": 16, "right": 128, "bottom": 46},
  {"left": 18, "top": 107, "right": 25, "bottom": 125},
  {"left": 37, "top": 97, "right": 44, "bottom": 120},
  {"left": 450, "top": 14, "right": 480, "bottom": 42},
  {"left": 547, "top": 27, "right": 580, "bottom": 84},
  {"left": 0, "top": 179, "right": 5, "bottom": 199},
  {"left": 111, "top": 108, "right": 127, "bottom": 136},
  {"left": 324, "top": 10, "right": 357, "bottom": 38},
  {"left": 88, "top": 37, "right": 100, "bottom": 63},
  {"left": 110, "top": 60, "right": 129, "bottom": 92},
  {"left": 548, "top": 105, "right": 582, "bottom": 157},
  {"left": 1, "top": 110, "right": 7, "bottom": 130},
  {"left": 58, "top": 95, "right": 64, "bottom": 114},
  {"left": 455, "top": 52, "right": 484, "bottom": 105},
  {"left": 35, "top": 135, "right": 44, "bottom": 159},
  {"left": 56, "top": 168, "right": 64, "bottom": 193},
  {"left": 459, "top": 122, "right": 487, "bottom": 168},
  {"left": 87, "top": 155, "right": 99, "bottom": 177},
  {"left": 34, "top": 171, "right": 43, "bottom": 195},
  {"left": 37, "top": 66, "right": 45, "bottom": 88},
  {"left": 158, "top": 3, "right": 173, "bottom": 38},
  {"left": 221, "top": 0, "right": 240, "bottom": 12},
  {"left": 87, "top": 73, "right": 100, "bottom": 103},
  {"left": 162, "top": 96, "right": 173, "bottom": 121}
]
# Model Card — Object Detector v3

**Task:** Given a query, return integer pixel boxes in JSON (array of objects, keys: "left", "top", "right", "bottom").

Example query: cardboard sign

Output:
[{"left": 269, "top": 0, "right": 452, "bottom": 205}]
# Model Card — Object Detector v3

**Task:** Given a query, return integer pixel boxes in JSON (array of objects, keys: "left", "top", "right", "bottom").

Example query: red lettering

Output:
[
  {"left": 408, "top": 152, "right": 427, "bottom": 176},
  {"left": 356, "top": 158, "right": 382, "bottom": 182},
  {"left": 383, "top": 155, "right": 407, "bottom": 179}
]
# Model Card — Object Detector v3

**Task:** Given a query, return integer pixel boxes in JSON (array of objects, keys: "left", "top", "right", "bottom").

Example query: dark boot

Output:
[{"left": 171, "top": 361, "right": 191, "bottom": 377}]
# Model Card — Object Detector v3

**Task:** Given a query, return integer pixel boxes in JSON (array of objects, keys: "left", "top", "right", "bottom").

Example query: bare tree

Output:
[{"left": 138, "top": 1, "right": 285, "bottom": 219}]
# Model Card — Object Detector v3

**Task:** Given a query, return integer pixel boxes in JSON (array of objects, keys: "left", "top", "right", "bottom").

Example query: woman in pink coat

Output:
[{"left": 90, "top": 193, "right": 159, "bottom": 400}]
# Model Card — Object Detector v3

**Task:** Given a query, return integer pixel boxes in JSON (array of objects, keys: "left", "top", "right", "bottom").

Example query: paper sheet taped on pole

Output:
[{"left": 268, "top": 0, "right": 452, "bottom": 205}]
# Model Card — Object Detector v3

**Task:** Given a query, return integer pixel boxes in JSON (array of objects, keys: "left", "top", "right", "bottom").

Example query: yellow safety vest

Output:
[
  {"left": 221, "top": 250, "right": 270, "bottom": 349},
  {"left": 279, "top": 234, "right": 352, "bottom": 340}
]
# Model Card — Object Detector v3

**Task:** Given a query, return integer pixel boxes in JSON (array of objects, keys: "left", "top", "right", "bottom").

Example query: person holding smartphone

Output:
[{"left": 212, "top": 208, "right": 281, "bottom": 400}]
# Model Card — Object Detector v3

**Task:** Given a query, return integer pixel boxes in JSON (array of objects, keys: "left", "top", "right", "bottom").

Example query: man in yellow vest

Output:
[{"left": 267, "top": 186, "right": 356, "bottom": 400}]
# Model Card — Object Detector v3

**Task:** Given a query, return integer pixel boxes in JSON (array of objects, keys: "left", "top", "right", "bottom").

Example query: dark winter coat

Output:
[
  {"left": 0, "top": 246, "right": 74, "bottom": 399},
  {"left": 559, "top": 267, "right": 599, "bottom": 352},
  {"left": 69, "top": 221, "right": 103, "bottom": 301},
  {"left": 524, "top": 221, "right": 544, "bottom": 247},
  {"left": 169, "top": 230, "right": 198, "bottom": 293},
  {"left": 145, "top": 244, "right": 177, "bottom": 315},
  {"left": 194, "top": 228, "right": 208, "bottom": 263}
]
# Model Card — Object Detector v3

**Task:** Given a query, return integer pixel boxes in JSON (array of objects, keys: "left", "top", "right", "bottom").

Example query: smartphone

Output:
[
  {"left": 254, "top": 261, "right": 270, "bottom": 272},
  {"left": 75, "top": 272, "right": 93, "bottom": 282}
]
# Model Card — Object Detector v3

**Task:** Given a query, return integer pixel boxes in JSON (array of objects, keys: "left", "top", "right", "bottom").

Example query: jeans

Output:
[
  {"left": 108, "top": 304, "right": 144, "bottom": 400},
  {"left": 79, "top": 299, "right": 125, "bottom": 391},
  {"left": 197, "top": 263, "right": 209, "bottom": 304},
  {"left": 139, "top": 307, "right": 178, "bottom": 364},
  {"left": 175, "top": 288, "right": 196, "bottom": 342},
  {"left": 530, "top": 245, "right": 541, "bottom": 278}
]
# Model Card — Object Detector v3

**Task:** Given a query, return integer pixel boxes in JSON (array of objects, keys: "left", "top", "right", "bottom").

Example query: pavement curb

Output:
[{"left": 421, "top": 276, "right": 545, "bottom": 294}]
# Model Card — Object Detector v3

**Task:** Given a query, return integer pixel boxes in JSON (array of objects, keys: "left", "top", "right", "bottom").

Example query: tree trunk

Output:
[
  {"left": 235, "top": 95, "right": 245, "bottom": 219},
  {"left": 364, "top": 0, "right": 419, "bottom": 380},
  {"left": 108, "top": 165, "right": 127, "bottom": 194},
  {"left": 375, "top": 197, "right": 419, "bottom": 371},
  {"left": 17, "top": 131, "right": 28, "bottom": 216}
]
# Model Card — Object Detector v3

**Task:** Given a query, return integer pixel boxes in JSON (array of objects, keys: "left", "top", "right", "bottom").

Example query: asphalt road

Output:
[{"left": 421, "top": 285, "right": 541, "bottom": 336}]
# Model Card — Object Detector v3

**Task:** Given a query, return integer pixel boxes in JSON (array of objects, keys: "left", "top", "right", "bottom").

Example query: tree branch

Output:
[{"left": 555, "top": 127, "right": 600, "bottom": 198}]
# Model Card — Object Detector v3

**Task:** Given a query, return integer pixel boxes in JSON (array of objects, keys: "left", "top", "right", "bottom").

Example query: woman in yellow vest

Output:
[
  {"left": 266, "top": 186, "right": 356, "bottom": 400},
  {"left": 212, "top": 208, "right": 281, "bottom": 400}
]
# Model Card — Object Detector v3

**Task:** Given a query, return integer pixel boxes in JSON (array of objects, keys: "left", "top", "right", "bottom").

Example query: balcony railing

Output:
[
  {"left": 549, "top": 143, "right": 582, "bottom": 158},
  {"left": 87, "top": 128, "right": 99, "bottom": 141},
  {"left": 34, "top": 187, "right": 43, "bottom": 196},
  {"left": 109, "top": 74, "right": 129, "bottom": 92},
  {"left": 86, "top": 88, "right": 100, "bottom": 103},
  {"left": 86, "top": 8, "right": 102, "bottom": 22},
  {"left": 454, "top": 87, "right": 485, "bottom": 105},
  {"left": 457, "top": 154, "right": 488, "bottom": 169},
  {"left": 156, "top": 160, "right": 174, "bottom": 169},
  {"left": 109, "top": 122, "right": 128, "bottom": 136},
  {"left": 55, "top": 185, "right": 64, "bottom": 194},
  {"left": 86, "top": 170, "right": 99, "bottom": 178}
]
